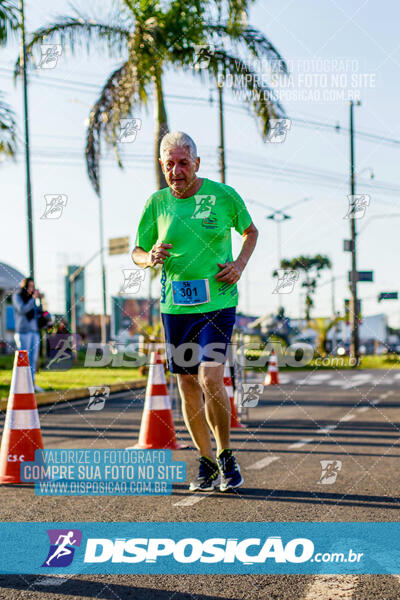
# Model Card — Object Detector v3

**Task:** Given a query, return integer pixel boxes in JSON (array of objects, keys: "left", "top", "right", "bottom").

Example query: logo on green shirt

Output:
[{"left": 191, "top": 195, "right": 216, "bottom": 219}]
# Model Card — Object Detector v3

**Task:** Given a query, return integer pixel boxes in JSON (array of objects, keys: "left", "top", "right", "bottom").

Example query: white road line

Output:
[
  {"left": 340, "top": 414, "right": 355, "bottom": 422},
  {"left": 304, "top": 575, "right": 358, "bottom": 600},
  {"left": 288, "top": 438, "right": 313, "bottom": 449},
  {"left": 357, "top": 406, "right": 369, "bottom": 413},
  {"left": 318, "top": 425, "right": 337, "bottom": 434},
  {"left": 299, "top": 374, "right": 332, "bottom": 385},
  {"left": 173, "top": 492, "right": 214, "bottom": 507},
  {"left": 247, "top": 456, "right": 280, "bottom": 470}
]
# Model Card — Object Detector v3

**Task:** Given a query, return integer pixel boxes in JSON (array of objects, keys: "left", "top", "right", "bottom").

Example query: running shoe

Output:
[
  {"left": 216, "top": 449, "right": 244, "bottom": 492},
  {"left": 189, "top": 456, "right": 220, "bottom": 491}
]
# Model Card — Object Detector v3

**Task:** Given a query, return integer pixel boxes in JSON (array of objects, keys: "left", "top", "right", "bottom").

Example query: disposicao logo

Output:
[
  {"left": 42, "top": 529, "right": 82, "bottom": 567},
  {"left": 83, "top": 536, "right": 314, "bottom": 564}
]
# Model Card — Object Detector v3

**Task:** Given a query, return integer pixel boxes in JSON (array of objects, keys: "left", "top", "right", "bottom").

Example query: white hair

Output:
[{"left": 160, "top": 131, "right": 197, "bottom": 162}]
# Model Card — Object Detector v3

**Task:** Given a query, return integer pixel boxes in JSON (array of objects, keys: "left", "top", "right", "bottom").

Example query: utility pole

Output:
[
  {"left": 349, "top": 100, "right": 360, "bottom": 363},
  {"left": 217, "top": 82, "right": 226, "bottom": 183},
  {"left": 98, "top": 194, "right": 107, "bottom": 344},
  {"left": 70, "top": 265, "right": 85, "bottom": 364},
  {"left": 19, "top": 0, "right": 34, "bottom": 278},
  {"left": 148, "top": 271, "right": 153, "bottom": 328},
  {"left": 331, "top": 273, "right": 336, "bottom": 316}
]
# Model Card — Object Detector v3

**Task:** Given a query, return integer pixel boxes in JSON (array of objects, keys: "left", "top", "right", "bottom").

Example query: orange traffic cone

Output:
[
  {"left": 264, "top": 349, "right": 279, "bottom": 385},
  {"left": 224, "top": 361, "right": 246, "bottom": 429},
  {"left": 0, "top": 350, "right": 44, "bottom": 484},
  {"left": 130, "top": 351, "right": 182, "bottom": 449}
]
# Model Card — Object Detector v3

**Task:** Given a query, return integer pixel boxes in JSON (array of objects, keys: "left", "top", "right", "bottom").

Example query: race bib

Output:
[{"left": 171, "top": 279, "right": 210, "bottom": 306}]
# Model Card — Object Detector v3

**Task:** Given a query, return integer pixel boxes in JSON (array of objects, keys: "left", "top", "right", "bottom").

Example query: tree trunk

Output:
[{"left": 154, "top": 71, "right": 169, "bottom": 190}]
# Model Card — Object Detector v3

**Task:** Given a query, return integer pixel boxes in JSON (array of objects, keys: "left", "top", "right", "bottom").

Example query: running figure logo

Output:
[
  {"left": 318, "top": 460, "right": 342, "bottom": 485},
  {"left": 192, "top": 44, "right": 215, "bottom": 69},
  {"left": 241, "top": 383, "right": 263, "bottom": 408},
  {"left": 42, "top": 530, "right": 82, "bottom": 567},
  {"left": 191, "top": 195, "right": 216, "bottom": 219},
  {"left": 118, "top": 118, "right": 142, "bottom": 143},
  {"left": 86, "top": 386, "right": 110, "bottom": 411},
  {"left": 38, "top": 44, "right": 62, "bottom": 69},
  {"left": 122, "top": 269, "right": 146, "bottom": 293},
  {"left": 266, "top": 119, "right": 291, "bottom": 143},
  {"left": 273, "top": 270, "right": 299, "bottom": 294},
  {"left": 344, "top": 194, "right": 370, "bottom": 219},
  {"left": 40, "top": 194, "right": 68, "bottom": 219},
  {"left": 46, "top": 335, "right": 75, "bottom": 370}
]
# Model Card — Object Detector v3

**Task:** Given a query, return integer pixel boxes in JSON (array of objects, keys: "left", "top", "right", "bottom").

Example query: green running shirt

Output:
[{"left": 135, "top": 178, "right": 253, "bottom": 314}]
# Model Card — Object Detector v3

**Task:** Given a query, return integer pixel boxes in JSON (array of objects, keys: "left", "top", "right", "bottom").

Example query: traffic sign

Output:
[
  {"left": 348, "top": 271, "right": 373, "bottom": 282},
  {"left": 109, "top": 236, "right": 130, "bottom": 256},
  {"left": 343, "top": 239, "right": 353, "bottom": 252},
  {"left": 378, "top": 292, "right": 398, "bottom": 302}
]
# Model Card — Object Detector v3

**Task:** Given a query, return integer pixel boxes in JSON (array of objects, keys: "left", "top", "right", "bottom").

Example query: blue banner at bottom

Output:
[{"left": 0, "top": 522, "right": 399, "bottom": 574}]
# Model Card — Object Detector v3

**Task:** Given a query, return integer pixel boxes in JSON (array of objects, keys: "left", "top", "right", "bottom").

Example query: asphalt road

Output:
[{"left": 1, "top": 368, "right": 400, "bottom": 599}]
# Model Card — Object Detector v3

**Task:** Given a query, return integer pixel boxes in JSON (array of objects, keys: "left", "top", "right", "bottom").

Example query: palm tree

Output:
[
  {"left": 21, "top": 0, "right": 287, "bottom": 194},
  {"left": 273, "top": 254, "right": 332, "bottom": 321},
  {"left": 0, "top": 0, "right": 18, "bottom": 157}
]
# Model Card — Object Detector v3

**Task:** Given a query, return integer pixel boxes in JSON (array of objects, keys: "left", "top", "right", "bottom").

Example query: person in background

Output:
[{"left": 12, "top": 277, "right": 44, "bottom": 391}]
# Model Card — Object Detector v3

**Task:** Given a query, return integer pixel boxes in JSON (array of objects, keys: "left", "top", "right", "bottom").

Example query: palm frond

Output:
[
  {"left": 85, "top": 60, "right": 148, "bottom": 195},
  {"left": 0, "top": 0, "right": 19, "bottom": 46},
  {"left": 14, "top": 16, "right": 130, "bottom": 76},
  {"left": 0, "top": 94, "right": 17, "bottom": 157},
  {"left": 215, "top": 51, "right": 286, "bottom": 136},
  {"left": 210, "top": 0, "right": 256, "bottom": 29},
  {"left": 204, "top": 23, "right": 288, "bottom": 74},
  {"left": 172, "top": 47, "right": 285, "bottom": 138}
]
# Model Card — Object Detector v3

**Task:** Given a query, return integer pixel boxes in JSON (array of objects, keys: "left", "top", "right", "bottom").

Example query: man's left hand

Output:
[{"left": 215, "top": 261, "right": 244, "bottom": 284}]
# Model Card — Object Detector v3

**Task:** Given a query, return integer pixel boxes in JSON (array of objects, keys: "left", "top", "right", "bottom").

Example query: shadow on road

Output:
[
  {"left": 0, "top": 575, "right": 242, "bottom": 600},
  {"left": 171, "top": 484, "right": 400, "bottom": 510}
]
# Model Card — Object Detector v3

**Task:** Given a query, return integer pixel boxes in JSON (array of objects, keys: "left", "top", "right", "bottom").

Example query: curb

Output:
[{"left": 0, "top": 379, "right": 148, "bottom": 412}]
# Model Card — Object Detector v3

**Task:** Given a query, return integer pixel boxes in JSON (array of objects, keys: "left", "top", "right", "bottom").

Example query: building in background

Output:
[
  {"left": 80, "top": 313, "right": 110, "bottom": 343},
  {"left": 0, "top": 262, "right": 25, "bottom": 350},
  {"left": 64, "top": 265, "right": 85, "bottom": 330},
  {"left": 111, "top": 296, "right": 160, "bottom": 341}
]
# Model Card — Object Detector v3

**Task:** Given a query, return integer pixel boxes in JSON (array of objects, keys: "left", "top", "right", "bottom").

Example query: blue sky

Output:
[{"left": 0, "top": 0, "right": 399, "bottom": 326}]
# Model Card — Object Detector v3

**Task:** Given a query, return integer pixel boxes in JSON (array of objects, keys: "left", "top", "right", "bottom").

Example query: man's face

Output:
[
  {"left": 27, "top": 281, "right": 35, "bottom": 294},
  {"left": 159, "top": 146, "right": 200, "bottom": 193}
]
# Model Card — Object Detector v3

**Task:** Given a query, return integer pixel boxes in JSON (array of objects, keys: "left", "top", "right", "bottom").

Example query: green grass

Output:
[
  {"left": 244, "top": 350, "right": 400, "bottom": 371},
  {"left": 0, "top": 365, "right": 145, "bottom": 399},
  {"left": 1, "top": 350, "right": 399, "bottom": 399},
  {"left": 357, "top": 355, "right": 400, "bottom": 369},
  {"left": 0, "top": 355, "right": 14, "bottom": 370}
]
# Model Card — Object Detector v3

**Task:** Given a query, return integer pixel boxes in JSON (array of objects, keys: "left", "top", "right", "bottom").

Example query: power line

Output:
[{"left": 1, "top": 66, "right": 400, "bottom": 148}]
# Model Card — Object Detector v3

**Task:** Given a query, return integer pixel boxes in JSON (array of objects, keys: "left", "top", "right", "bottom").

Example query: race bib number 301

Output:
[{"left": 171, "top": 279, "right": 210, "bottom": 306}]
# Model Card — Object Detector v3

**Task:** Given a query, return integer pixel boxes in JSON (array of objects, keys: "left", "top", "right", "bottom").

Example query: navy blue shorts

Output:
[{"left": 161, "top": 307, "right": 236, "bottom": 374}]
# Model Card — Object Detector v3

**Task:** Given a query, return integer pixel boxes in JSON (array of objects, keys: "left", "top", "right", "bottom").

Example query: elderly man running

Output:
[{"left": 132, "top": 131, "right": 258, "bottom": 492}]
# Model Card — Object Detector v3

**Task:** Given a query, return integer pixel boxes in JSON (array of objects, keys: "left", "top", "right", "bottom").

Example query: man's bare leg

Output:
[
  {"left": 176, "top": 373, "right": 213, "bottom": 458},
  {"left": 198, "top": 362, "right": 230, "bottom": 455}
]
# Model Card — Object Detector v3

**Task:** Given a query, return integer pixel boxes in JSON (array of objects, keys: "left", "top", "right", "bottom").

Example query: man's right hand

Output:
[{"left": 147, "top": 242, "right": 173, "bottom": 267}]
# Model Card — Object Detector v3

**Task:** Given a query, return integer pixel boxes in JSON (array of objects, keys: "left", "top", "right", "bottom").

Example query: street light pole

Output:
[
  {"left": 266, "top": 212, "right": 291, "bottom": 310},
  {"left": 19, "top": 0, "right": 34, "bottom": 278},
  {"left": 349, "top": 100, "right": 360, "bottom": 363},
  {"left": 264, "top": 197, "right": 311, "bottom": 311},
  {"left": 217, "top": 82, "right": 226, "bottom": 184}
]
